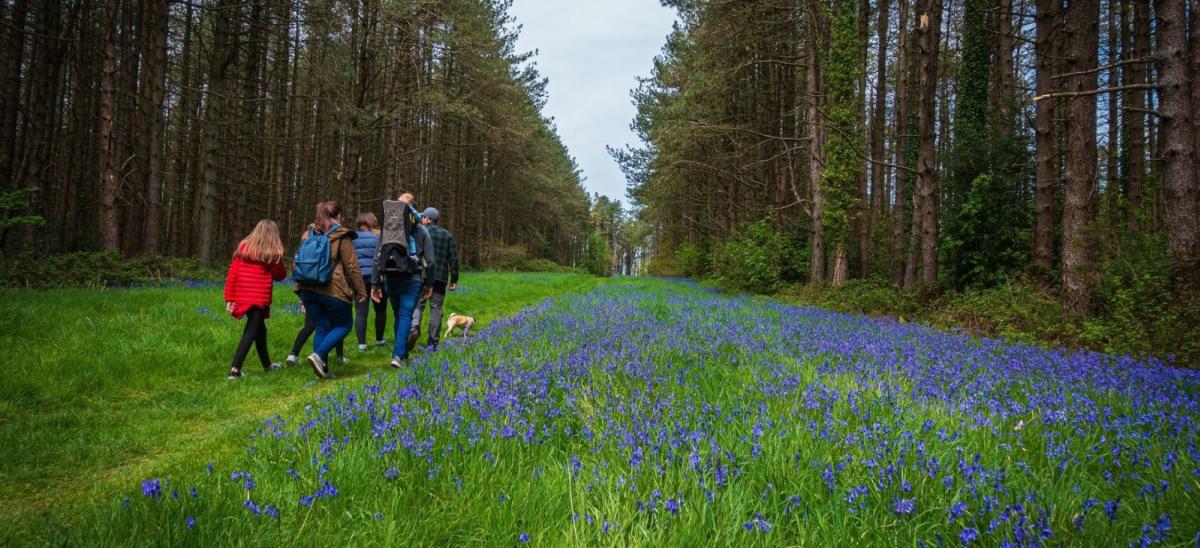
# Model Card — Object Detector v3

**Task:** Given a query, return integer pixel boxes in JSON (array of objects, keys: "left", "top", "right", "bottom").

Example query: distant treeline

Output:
[{"left": 0, "top": 0, "right": 598, "bottom": 267}]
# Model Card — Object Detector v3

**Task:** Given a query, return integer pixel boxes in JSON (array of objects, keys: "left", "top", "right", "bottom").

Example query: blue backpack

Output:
[{"left": 292, "top": 223, "right": 339, "bottom": 284}]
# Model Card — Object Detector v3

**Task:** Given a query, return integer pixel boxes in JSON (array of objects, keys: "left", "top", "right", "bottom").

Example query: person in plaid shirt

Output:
[{"left": 409, "top": 207, "right": 459, "bottom": 351}]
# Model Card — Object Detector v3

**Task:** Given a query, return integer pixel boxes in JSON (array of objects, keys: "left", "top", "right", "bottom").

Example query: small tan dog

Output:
[{"left": 444, "top": 313, "right": 475, "bottom": 339}]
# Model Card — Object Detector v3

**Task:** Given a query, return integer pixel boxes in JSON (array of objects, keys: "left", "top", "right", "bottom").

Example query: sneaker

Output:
[
  {"left": 389, "top": 357, "right": 404, "bottom": 369},
  {"left": 285, "top": 354, "right": 297, "bottom": 367},
  {"left": 227, "top": 369, "right": 244, "bottom": 380},
  {"left": 339, "top": 355, "right": 351, "bottom": 364},
  {"left": 358, "top": 344, "right": 368, "bottom": 352},
  {"left": 374, "top": 339, "right": 388, "bottom": 347},
  {"left": 264, "top": 362, "right": 282, "bottom": 372},
  {"left": 307, "top": 353, "right": 327, "bottom": 379}
]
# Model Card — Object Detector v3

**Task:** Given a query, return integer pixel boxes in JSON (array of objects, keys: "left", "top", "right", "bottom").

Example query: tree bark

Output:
[
  {"left": 1061, "top": 0, "right": 1099, "bottom": 316},
  {"left": 140, "top": 0, "right": 168, "bottom": 254},
  {"left": 1156, "top": 0, "right": 1199, "bottom": 285},
  {"left": 869, "top": 0, "right": 890, "bottom": 277},
  {"left": 808, "top": 41, "right": 825, "bottom": 284},
  {"left": 98, "top": 0, "right": 120, "bottom": 251},
  {"left": 1123, "top": 0, "right": 1148, "bottom": 232},
  {"left": 1033, "top": 0, "right": 1059, "bottom": 272},
  {"left": 195, "top": 0, "right": 238, "bottom": 265},
  {"left": 0, "top": 0, "right": 28, "bottom": 187},
  {"left": 915, "top": 0, "right": 942, "bottom": 287},
  {"left": 893, "top": 0, "right": 911, "bottom": 286}
]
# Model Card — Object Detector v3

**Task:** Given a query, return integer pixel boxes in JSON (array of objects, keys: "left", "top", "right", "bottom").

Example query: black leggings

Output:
[
  {"left": 231, "top": 307, "right": 271, "bottom": 371},
  {"left": 355, "top": 279, "right": 388, "bottom": 344},
  {"left": 291, "top": 313, "right": 344, "bottom": 358}
]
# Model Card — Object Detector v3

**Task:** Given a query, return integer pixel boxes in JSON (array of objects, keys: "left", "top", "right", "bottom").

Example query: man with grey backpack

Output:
[
  {"left": 409, "top": 207, "right": 459, "bottom": 351},
  {"left": 370, "top": 193, "right": 436, "bottom": 368}
]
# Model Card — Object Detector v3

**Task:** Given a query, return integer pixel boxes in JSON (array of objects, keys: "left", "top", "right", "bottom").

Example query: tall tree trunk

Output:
[
  {"left": 195, "top": 0, "right": 238, "bottom": 265},
  {"left": 856, "top": 0, "right": 870, "bottom": 278},
  {"left": 0, "top": 0, "right": 29, "bottom": 187},
  {"left": 1123, "top": 0, "right": 1148, "bottom": 232},
  {"left": 893, "top": 0, "right": 911, "bottom": 286},
  {"left": 808, "top": 42, "right": 825, "bottom": 284},
  {"left": 1156, "top": 0, "right": 1199, "bottom": 285},
  {"left": 1061, "top": 0, "right": 1099, "bottom": 316},
  {"left": 1033, "top": 0, "right": 1059, "bottom": 272},
  {"left": 98, "top": 0, "right": 120, "bottom": 251},
  {"left": 871, "top": 0, "right": 890, "bottom": 222},
  {"left": 915, "top": 0, "right": 942, "bottom": 287},
  {"left": 140, "top": 0, "right": 168, "bottom": 254}
]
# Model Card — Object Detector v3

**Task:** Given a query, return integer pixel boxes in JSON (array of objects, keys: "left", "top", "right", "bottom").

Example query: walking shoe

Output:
[
  {"left": 406, "top": 328, "right": 420, "bottom": 352},
  {"left": 374, "top": 339, "right": 388, "bottom": 347},
  {"left": 339, "top": 355, "right": 351, "bottom": 364},
  {"left": 307, "top": 353, "right": 327, "bottom": 379},
  {"left": 285, "top": 354, "right": 298, "bottom": 367},
  {"left": 389, "top": 357, "right": 404, "bottom": 369},
  {"left": 358, "top": 344, "right": 368, "bottom": 352},
  {"left": 227, "top": 369, "right": 244, "bottom": 380},
  {"left": 264, "top": 362, "right": 282, "bottom": 372}
]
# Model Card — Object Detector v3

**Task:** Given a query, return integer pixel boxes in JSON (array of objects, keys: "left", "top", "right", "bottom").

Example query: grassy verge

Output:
[{"left": 0, "top": 272, "right": 600, "bottom": 541}]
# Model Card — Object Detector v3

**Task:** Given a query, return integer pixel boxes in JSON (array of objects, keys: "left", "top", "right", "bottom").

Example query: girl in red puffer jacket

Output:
[{"left": 224, "top": 220, "right": 288, "bottom": 379}]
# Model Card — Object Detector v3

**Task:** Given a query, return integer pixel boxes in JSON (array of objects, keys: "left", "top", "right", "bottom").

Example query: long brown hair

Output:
[
  {"left": 236, "top": 220, "right": 285, "bottom": 264},
  {"left": 355, "top": 212, "right": 379, "bottom": 231},
  {"left": 314, "top": 201, "right": 343, "bottom": 232}
]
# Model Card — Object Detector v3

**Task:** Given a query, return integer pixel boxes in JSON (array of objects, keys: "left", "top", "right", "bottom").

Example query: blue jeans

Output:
[
  {"left": 296, "top": 290, "right": 353, "bottom": 364},
  {"left": 385, "top": 275, "right": 423, "bottom": 359}
]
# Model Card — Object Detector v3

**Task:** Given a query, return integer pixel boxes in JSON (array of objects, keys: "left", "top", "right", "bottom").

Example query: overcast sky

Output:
[{"left": 507, "top": 1, "right": 678, "bottom": 207}]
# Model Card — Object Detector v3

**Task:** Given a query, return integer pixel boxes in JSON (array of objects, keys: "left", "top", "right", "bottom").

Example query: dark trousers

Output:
[
  {"left": 355, "top": 276, "right": 388, "bottom": 345},
  {"left": 231, "top": 306, "right": 271, "bottom": 371},
  {"left": 385, "top": 275, "right": 423, "bottom": 359},
  {"left": 292, "top": 290, "right": 350, "bottom": 362},
  {"left": 411, "top": 280, "right": 447, "bottom": 346},
  {"left": 291, "top": 315, "right": 345, "bottom": 358}
]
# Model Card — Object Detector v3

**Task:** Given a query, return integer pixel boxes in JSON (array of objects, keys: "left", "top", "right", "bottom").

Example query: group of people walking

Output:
[{"left": 222, "top": 193, "right": 460, "bottom": 380}]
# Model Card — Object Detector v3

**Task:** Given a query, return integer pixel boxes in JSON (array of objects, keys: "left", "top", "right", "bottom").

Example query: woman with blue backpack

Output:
[
  {"left": 292, "top": 201, "right": 367, "bottom": 379},
  {"left": 352, "top": 212, "right": 388, "bottom": 351}
]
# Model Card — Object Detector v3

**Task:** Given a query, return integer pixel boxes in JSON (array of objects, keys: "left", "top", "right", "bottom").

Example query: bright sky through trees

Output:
[{"left": 508, "top": 1, "right": 678, "bottom": 205}]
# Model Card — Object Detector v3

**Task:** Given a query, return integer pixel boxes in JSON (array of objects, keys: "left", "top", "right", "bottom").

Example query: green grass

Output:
[{"left": 0, "top": 272, "right": 600, "bottom": 541}]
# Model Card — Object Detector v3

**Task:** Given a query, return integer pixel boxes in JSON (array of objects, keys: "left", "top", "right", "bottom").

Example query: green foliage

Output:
[
  {"left": 0, "top": 252, "right": 225, "bottom": 288},
  {"left": 940, "top": 175, "right": 1031, "bottom": 287},
  {"left": 0, "top": 187, "right": 45, "bottom": 231},
  {"left": 819, "top": 0, "right": 864, "bottom": 249},
  {"left": 711, "top": 218, "right": 801, "bottom": 294},
  {"left": 675, "top": 241, "right": 708, "bottom": 279},
  {"left": 1081, "top": 230, "right": 1200, "bottom": 364},
  {"left": 941, "top": 0, "right": 1031, "bottom": 289},
  {"left": 583, "top": 231, "right": 612, "bottom": 277},
  {"left": 931, "top": 280, "right": 1073, "bottom": 346},
  {"left": 785, "top": 277, "right": 921, "bottom": 317}
]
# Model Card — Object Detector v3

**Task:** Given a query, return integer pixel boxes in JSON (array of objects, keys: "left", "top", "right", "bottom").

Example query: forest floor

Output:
[
  {"left": 3, "top": 275, "right": 1198, "bottom": 544},
  {"left": 0, "top": 272, "right": 601, "bottom": 542}
]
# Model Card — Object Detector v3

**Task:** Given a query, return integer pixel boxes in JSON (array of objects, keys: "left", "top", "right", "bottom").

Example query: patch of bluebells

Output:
[{"left": 129, "top": 282, "right": 1200, "bottom": 542}]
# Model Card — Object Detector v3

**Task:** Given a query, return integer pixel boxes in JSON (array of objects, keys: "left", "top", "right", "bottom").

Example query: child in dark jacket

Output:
[
  {"left": 353, "top": 212, "right": 388, "bottom": 350},
  {"left": 224, "top": 220, "right": 288, "bottom": 379}
]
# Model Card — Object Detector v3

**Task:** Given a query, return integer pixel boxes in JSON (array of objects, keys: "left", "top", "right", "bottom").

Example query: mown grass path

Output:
[{"left": 0, "top": 272, "right": 600, "bottom": 541}]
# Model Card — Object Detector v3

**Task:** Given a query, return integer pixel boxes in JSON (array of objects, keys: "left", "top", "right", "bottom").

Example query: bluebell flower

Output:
[
  {"left": 186, "top": 516, "right": 195, "bottom": 529},
  {"left": 895, "top": 498, "right": 916, "bottom": 515},
  {"left": 518, "top": 533, "right": 529, "bottom": 543},
  {"left": 141, "top": 478, "right": 162, "bottom": 499},
  {"left": 959, "top": 527, "right": 979, "bottom": 544}
]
